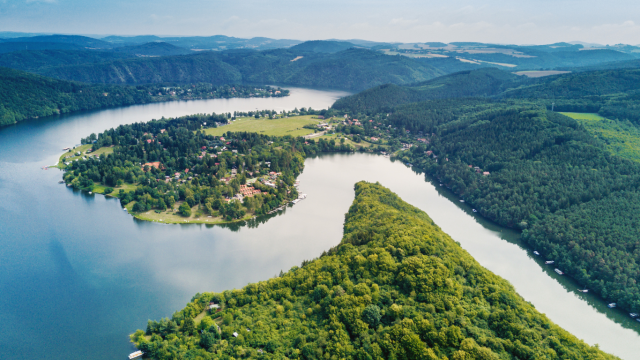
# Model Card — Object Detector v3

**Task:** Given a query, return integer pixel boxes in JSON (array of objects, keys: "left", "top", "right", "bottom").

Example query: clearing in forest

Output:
[
  {"left": 203, "top": 115, "right": 323, "bottom": 137},
  {"left": 561, "top": 112, "right": 640, "bottom": 162}
]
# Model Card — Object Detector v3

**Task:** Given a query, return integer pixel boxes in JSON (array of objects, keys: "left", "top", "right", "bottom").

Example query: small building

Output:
[{"left": 483, "top": 171, "right": 490, "bottom": 176}]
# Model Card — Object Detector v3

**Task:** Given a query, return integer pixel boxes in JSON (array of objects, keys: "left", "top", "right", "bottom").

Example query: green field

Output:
[
  {"left": 203, "top": 115, "right": 324, "bottom": 137},
  {"left": 54, "top": 144, "right": 113, "bottom": 168},
  {"left": 560, "top": 112, "right": 607, "bottom": 121},
  {"left": 561, "top": 112, "right": 640, "bottom": 162}
]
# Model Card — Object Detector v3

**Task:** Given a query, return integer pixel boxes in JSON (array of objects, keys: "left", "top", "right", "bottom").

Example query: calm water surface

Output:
[{"left": 0, "top": 88, "right": 638, "bottom": 360}]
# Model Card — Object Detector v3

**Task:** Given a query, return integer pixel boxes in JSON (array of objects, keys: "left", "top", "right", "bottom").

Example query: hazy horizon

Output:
[{"left": 1, "top": 0, "right": 639, "bottom": 45}]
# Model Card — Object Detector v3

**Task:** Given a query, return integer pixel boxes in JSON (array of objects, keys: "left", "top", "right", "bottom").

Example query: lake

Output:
[{"left": 0, "top": 87, "right": 638, "bottom": 360}]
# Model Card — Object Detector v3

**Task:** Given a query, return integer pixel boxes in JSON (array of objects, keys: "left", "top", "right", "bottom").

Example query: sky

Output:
[{"left": 0, "top": 0, "right": 639, "bottom": 45}]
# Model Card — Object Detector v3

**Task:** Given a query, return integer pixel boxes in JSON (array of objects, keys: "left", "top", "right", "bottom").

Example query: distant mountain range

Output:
[{"left": 0, "top": 33, "right": 639, "bottom": 92}]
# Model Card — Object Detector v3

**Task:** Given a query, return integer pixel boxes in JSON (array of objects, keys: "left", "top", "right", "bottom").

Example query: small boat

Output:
[
  {"left": 533, "top": 251, "right": 540, "bottom": 256},
  {"left": 129, "top": 351, "right": 144, "bottom": 359},
  {"left": 630, "top": 313, "right": 638, "bottom": 318},
  {"left": 459, "top": 200, "right": 464, "bottom": 203},
  {"left": 124, "top": 208, "right": 128, "bottom": 211},
  {"left": 545, "top": 260, "right": 554, "bottom": 265},
  {"left": 554, "top": 268, "right": 563, "bottom": 275},
  {"left": 439, "top": 184, "right": 443, "bottom": 186},
  {"left": 88, "top": 191, "right": 92, "bottom": 195},
  {"left": 472, "top": 209, "right": 477, "bottom": 212},
  {"left": 608, "top": 303, "right": 617, "bottom": 308},
  {"left": 637, "top": 318, "right": 640, "bottom": 323},
  {"left": 578, "top": 289, "right": 588, "bottom": 293}
]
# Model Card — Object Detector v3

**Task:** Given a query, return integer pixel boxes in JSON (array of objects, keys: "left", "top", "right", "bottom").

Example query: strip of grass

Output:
[
  {"left": 128, "top": 202, "right": 254, "bottom": 224},
  {"left": 203, "top": 115, "right": 325, "bottom": 137},
  {"left": 318, "top": 133, "right": 376, "bottom": 149},
  {"left": 561, "top": 112, "right": 640, "bottom": 162}
]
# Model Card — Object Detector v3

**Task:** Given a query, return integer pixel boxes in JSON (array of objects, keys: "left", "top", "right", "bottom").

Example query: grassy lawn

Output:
[
  {"left": 203, "top": 115, "right": 326, "bottom": 137},
  {"left": 90, "top": 146, "right": 114, "bottom": 157},
  {"left": 54, "top": 145, "right": 113, "bottom": 168},
  {"left": 561, "top": 112, "right": 640, "bottom": 162}
]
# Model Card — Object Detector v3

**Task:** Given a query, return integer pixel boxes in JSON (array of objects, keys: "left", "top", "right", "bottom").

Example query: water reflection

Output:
[{"left": 1, "top": 90, "right": 639, "bottom": 359}]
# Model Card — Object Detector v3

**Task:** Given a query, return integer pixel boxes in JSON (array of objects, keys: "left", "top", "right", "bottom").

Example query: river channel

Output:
[{"left": 0, "top": 87, "right": 638, "bottom": 360}]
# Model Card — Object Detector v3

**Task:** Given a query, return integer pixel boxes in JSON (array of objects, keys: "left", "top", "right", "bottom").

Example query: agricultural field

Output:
[
  {"left": 203, "top": 115, "right": 325, "bottom": 137},
  {"left": 561, "top": 112, "right": 640, "bottom": 162}
]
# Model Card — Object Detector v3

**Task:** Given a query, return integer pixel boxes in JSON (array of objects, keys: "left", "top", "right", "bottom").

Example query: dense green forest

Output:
[
  {"left": 334, "top": 67, "right": 640, "bottom": 126},
  {"left": 131, "top": 182, "right": 616, "bottom": 360},
  {"left": 29, "top": 48, "right": 445, "bottom": 91},
  {"left": 0, "top": 67, "right": 152, "bottom": 126},
  {"left": 63, "top": 112, "right": 352, "bottom": 221},
  {"left": 335, "top": 96, "right": 640, "bottom": 314},
  {"left": 333, "top": 68, "right": 522, "bottom": 112},
  {"left": 0, "top": 67, "right": 288, "bottom": 127}
]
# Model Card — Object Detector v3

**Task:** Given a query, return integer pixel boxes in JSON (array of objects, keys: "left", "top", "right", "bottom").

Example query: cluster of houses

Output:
[
  {"left": 238, "top": 184, "right": 261, "bottom": 197},
  {"left": 469, "top": 165, "right": 490, "bottom": 176}
]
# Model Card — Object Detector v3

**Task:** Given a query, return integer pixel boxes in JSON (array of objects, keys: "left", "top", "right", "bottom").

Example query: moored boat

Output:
[
  {"left": 545, "top": 260, "right": 554, "bottom": 265},
  {"left": 578, "top": 289, "right": 588, "bottom": 293},
  {"left": 128, "top": 350, "right": 143, "bottom": 359},
  {"left": 533, "top": 251, "right": 540, "bottom": 256},
  {"left": 608, "top": 303, "right": 617, "bottom": 308},
  {"left": 554, "top": 268, "right": 563, "bottom": 275},
  {"left": 472, "top": 209, "right": 477, "bottom": 212},
  {"left": 630, "top": 313, "right": 638, "bottom": 318}
]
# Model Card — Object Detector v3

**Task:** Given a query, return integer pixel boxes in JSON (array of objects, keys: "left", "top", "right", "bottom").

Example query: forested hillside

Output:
[
  {"left": 0, "top": 67, "right": 286, "bottom": 127},
  {"left": 0, "top": 67, "right": 152, "bottom": 126},
  {"left": 364, "top": 98, "right": 640, "bottom": 314},
  {"left": 131, "top": 182, "right": 616, "bottom": 360},
  {"left": 32, "top": 48, "right": 444, "bottom": 91},
  {"left": 333, "top": 68, "right": 521, "bottom": 112},
  {"left": 335, "top": 67, "right": 640, "bottom": 126},
  {"left": 0, "top": 49, "right": 133, "bottom": 71},
  {"left": 39, "top": 52, "right": 243, "bottom": 85}
]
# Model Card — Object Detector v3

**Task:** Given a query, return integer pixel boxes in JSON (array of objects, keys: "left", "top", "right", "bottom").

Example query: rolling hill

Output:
[{"left": 0, "top": 67, "right": 152, "bottom": 126}]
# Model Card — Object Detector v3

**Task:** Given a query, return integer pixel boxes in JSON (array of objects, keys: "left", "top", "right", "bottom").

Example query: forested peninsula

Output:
[
  {"left": 62, "top": 111, "right": 351, "bottom": 224},
  {"left": 131, "top": 182, "right": 616, "bottom": 360}
]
